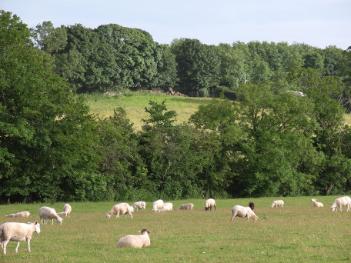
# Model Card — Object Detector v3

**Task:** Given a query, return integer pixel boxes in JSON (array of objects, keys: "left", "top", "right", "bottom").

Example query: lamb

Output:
[
  {"left": 271, "top": 200, "right": 284, "bottom": 208},
  {"left": 231, "top": 204, "right": 258, "bottom": 222},
  {"left": 106, "top": 203, "right": 134, "bottom": 219},
  {"left": 116, "top": 229, "right": 151, "bottom": 248},
  {"left": 133, "top": 201, "right": 146, "bottom": 211},
  {"left": 0, "top": 221, "right": 40, "bottom": 255},
  {"left": 160, "top": 202, "right": 173, "bottom": 212},
  {"left": 39, "top": 207, "right": 63, "bottom": 224},
  {"left": 311, "top": 198, "right": 324, "bottom": 208},
  {"left": 152, "top": 199, "right": 164, "bottom": 212},
  {"left": 204, "top": 198, "right": 216, "bottom": 211},
  {"left": 331, "top": 196, "right": 351, "bottom": 212},
  {"left": 63, "top": 203, "right": 72, "bottom": 216},
  {"left": 179, "top": 203, "right": 194, "bottom": 210},
  {"left": 5, "top": 211, "right": 31, "bottom": 218}
]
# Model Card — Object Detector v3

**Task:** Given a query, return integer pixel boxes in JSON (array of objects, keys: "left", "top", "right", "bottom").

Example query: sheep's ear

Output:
[{"left": 34, "top": 221, "right": 38, "bottom": 225}]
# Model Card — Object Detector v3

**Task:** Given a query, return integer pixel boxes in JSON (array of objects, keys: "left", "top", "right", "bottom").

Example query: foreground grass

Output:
[
  {"left": 83, "top": 92, "right": 213, "bottom": 130},
  {"left": 0, "top": 196, "right": 350, "bottom": 263}
]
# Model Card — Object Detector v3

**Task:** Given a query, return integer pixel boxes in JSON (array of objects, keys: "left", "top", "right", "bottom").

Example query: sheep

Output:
[
  {"left": 5, "top": 211, "right": 31, "bottom": 218},
  {"left": 271, "top": 200, "right": 284, "bottom": 208},
  {"left": 204, "top": 198, "right": 216, "bottom": 211},
  {"left": 106, "top": 203, "right": 134, "bottom": 219},
  {"left": 0, "top": 221, "right": 40, "bottom": 255},
  {"left": 311, "top": 198, "right": 324, "bottom": 208},
  {"left": 331, "top": 196, "right": 351, "bottom": 212},
  {"left": 63, "top": 203, "right": 72, "bottom": 217},
  {"left": 160, "top": 202, "right": 173, "bottom": 212},
  {"left": 39, "top": 207, "right": 63, "bottom": 224},
  {"left": 179, "top": 203, "right": 194, "bottom": 210},
  {"left": 116, "top": 229, "right": 151, "bottom": 248},
  {"left": 152, "top": 199, "right": 164, "bottom": 212},
  {"left": 133, "top": 201, "right": 146, "bottom": 211},
  {"left": 231, "top": 204, "right": 258, "bottom": 222}
]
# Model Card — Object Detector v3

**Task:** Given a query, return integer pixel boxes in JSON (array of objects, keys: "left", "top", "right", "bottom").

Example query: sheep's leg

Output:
[
  {"left": 130, "top": 212, "right": 133, "bottom": 219},
  {"left": 15, "top": 242, "right": 20, "bottom": 253},
  {"left": 27, "top": 239, "right": 31, "bottom": 253},
  {"left": 51, "top": 219, "right": 54, "bottom": 224},
  {"left": 3, "top": 240, "right": 9, "bottom": 255},
  {"left": 231, "top": 212, "right": 237, "bottom": 222}
]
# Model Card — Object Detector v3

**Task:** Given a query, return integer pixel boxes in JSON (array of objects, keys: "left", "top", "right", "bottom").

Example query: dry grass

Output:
[{"left": 0, "top": 196, "right": 350, "bottom": 262}]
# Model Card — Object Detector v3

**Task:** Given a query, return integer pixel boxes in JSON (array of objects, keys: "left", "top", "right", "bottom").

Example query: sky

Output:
[{"left": 2, "top": 0, "right": 351, "bottom": 49}]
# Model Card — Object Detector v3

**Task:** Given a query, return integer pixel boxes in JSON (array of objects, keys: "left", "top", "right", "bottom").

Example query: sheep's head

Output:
[
  {"left": 141, "top": 229, "right": 150, "bottom": 235},
  {"left": 34, "top": 221, "right": 41, "bottom": 234},
  {"left": 311, "top": 199, "right": 316, "bottom": 202},
  {"left": 106, "top": 212, "right": 112, "bottom": 219},
  {"left": 57, "top": 216, "right": 63, "bottom": 224},
  {"left": 248, "top": 202, "right": 255, "bottom": 211},
  {"left": 331, "top": 203, "right": 337, "bottom": 212}
]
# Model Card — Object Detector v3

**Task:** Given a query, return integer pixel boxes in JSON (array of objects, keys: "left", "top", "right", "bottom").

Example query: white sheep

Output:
[
  {"left": 0, "top": 221, "right": 40, "bottom": 255},
  {"left": 160, "top": 202, "right": 173, "bottom": 212},
  {"left": 311, "top": 198, "right": 324, "bottom": 208},
  {"left": 179, "top": 203, "right": 194, "bottom": 210},
  {"left": 5, "top": 211, "right": 31, "bottom": 218},
  {"left": 271, "top": 200, "right": 284, "bottom": 208},
  {"left": 63, "top": 203, "right": 72, "bottom": 216},
  {"left": 106, "top": 203, "right": 134, "bottom": 219},
  {"left": 231, "top": 205, "right": 258, "bottom": 222},
  {"left": 133, "top": 201, "right": 146, "bottom": 211},
  {"left": 116, "top": 229, "right": 151, "bottom": 248},
  {"left": 152, "top": 199, "right": 164, "bottom": 212},
  {"left": 331, "top": 196, "right": 351, "bottom": 212},
  {"left": 39, "top": 207, "right": 63, "bottom": 224},
  {"left": 204, "top": 198, "right": 216, "bottom": 211}
]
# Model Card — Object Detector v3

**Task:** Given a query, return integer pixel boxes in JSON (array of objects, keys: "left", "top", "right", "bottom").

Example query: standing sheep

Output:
[
  {"left": 311, "top": 199, "right": 324, "bottom": 208},
  {"left": 271, "top": 200, "right": 284, "bottom": 208},
  {"left": 152, "top": 199, "right": 164, "bottom": 212},
  {"left": 39, "top": 207, "right": 63, "bottom": 224},
  {"left": 116, "top": 229, "right": 151, "bottom": 248},
  {"left": 63, "top": 203, "right": 72, "bottom": 216},
  {"left": 204, "top": 198, "right": 216, "bottom": 211},
  {"left": 179, "top": 203, "right": 194, "bottom": 210},
  {"left": 5, "top": 211, "right": 31, "bottom": 218},
  {"left": 231, "top": 205, "right": 258, "bottom": 222},
  {"left": 0, "top": 221, "right": 40, "bottom": 255},
  {"left": 331, "top": 196, "right": 351, "bottom": 212},
  {"left": 106, "top": 203, "right": 134, "bottom": 219},
  {"left": 133, "top": 201, "right": 146, "bottom": 211}
]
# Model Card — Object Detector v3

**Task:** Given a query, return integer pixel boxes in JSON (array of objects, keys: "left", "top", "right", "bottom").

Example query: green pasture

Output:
[
  {"left": 82, "top": 92, "right": 213, "bottom": 130},
  {"left": 0, "top": 196, "right": 350, "bottom": 262}
]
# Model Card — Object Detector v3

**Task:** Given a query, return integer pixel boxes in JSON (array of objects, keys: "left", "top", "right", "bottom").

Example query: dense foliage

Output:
[{"left": 1, "top": 11, "right": 351, "bottom": 202}]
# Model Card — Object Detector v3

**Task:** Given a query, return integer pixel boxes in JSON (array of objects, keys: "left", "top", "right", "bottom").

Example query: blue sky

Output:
[{"left": 2, "top": 0, "right": 350, "bottom": 49}]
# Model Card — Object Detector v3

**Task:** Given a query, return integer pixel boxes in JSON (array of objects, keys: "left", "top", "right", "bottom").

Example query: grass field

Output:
[
  {"left": 82, "top": 92, "right": 213, "bottom": 130},
  {"left": 1, "top": 196, "right": 350, "bottom": 263}
]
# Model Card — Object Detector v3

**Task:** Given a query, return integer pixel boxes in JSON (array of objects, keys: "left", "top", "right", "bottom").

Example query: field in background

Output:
[
  {"left": 0, "top": 196, "right": 350, "bottom": 263},
  {"left": 83, "top": 92, "right": 214, "bottom": 130}
]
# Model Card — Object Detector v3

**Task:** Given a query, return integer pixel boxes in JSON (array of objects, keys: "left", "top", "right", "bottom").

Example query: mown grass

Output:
[
  {"left": 1, "top": 196, "right": 350, "bottom": 262},
  {"left": 82, "top": 92, "right": 214, "bottom": 130}
]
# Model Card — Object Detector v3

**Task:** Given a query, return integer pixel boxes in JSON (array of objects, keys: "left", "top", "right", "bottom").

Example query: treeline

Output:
[
  {"left": 1, "top": 11, "right": 351, "bottom": 202},
  {"left": 31, "top": 20, "right": 351, "bottom": 110}
]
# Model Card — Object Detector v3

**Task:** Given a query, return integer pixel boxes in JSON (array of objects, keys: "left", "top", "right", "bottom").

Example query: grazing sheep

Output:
[
  {"left": 0, "top": 221, "right": 40, "bottom": 255},
  {"left": 5, "top": 211, "right": 31, "bottom": 218},
  {"left": 39, "top": 207, "right": 63, "bottom": 224},
  {"left": 331, "top": 196, "right": 351, "bottom": 212},
  {"left": 231, "top": 204, "right": 258, "bottom": 222},
  {"left": 204, "top": 198, "right": 216, "bottom": 211},
  {"left": 311, "top": 199, "right": 324, "bottom": 208},
  {"left": 160, "top": 202, "right": 173, "bottom": 212},
  {"left": 63, "top": 203, "right": 72, "bottom": 216},
  {"left": 152, "top": 199, "right": 164, "bottom": 212},
  {"left": 106, "top": 203, "right": 134, "bottom": 219},
  {"left": 133, "top": 201, "right": 146, "bottom": 211},
  {"left": 271, "top": 200, "right": 284, "bottom": 208},
  {"left": 116, "top": 229, "right": 151, "bottom": 248},
  {"left": 179, "top": 203, "right": 194, "bottom": 210}
]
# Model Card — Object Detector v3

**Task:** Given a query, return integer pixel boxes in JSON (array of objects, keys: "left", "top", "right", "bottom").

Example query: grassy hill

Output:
[{"left": 82, "top": 91, "right": 214, "bottom": 130}]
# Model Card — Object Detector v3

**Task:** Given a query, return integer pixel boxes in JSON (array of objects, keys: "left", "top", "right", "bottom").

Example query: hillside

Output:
[{"left": 83, "top": 91, "right": 214, "bottom": 130}]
